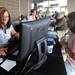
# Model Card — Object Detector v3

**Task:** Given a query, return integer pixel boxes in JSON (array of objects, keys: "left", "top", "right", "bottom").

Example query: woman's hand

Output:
[
  {"left": 0, "top": 48, "right": 7, "bottom": 56},
  {"left": 35, "top": 14, "right": 40, "bottom": 20}
]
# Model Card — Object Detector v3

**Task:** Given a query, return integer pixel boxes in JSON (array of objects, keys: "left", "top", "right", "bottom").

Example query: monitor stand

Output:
[
  {"left": 19, "top": 37, "right": 48, "bottom": 75},
  {"left": 33, "top": 37, "right": 47, "bottom": 70}
]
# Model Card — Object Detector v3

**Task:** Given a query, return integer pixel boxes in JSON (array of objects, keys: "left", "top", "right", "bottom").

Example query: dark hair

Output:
[
  {"left": 67, "top": 12, "right": 75, "bottom": 33},
  {"left": 30, "top": 9, "right": 36, "bottom": 15},
  {"left": 0, "top": 7, "right": 11, "bottom": 29}
]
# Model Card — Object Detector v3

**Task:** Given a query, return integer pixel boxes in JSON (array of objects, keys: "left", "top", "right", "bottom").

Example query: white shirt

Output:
[
  {"left": 65, "top": 56, "right": 75, "bottom": 75},
  {"left": 0, "top": 25, "right": 14, "bottom": 47},
  {"left": 27, "top": 15, "right": 36, "bottom": 21}
]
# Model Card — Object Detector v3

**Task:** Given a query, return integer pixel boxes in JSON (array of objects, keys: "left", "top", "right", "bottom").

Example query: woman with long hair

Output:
[{"left": 0, "top": 7, "right": 19, "bottom": 56}]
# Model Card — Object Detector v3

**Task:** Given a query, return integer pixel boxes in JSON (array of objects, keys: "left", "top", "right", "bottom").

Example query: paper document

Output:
[{"left": 0, "top": 59, "right": 16, "bottom": 71}]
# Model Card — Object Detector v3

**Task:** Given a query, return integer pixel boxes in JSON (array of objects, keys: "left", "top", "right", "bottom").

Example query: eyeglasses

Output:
[{"left": 3, "top": 16, "right": 9, "bottom": 18}]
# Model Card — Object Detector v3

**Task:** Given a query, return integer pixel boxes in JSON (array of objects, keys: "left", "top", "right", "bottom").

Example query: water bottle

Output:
[{"left": 47, "top": 38, "right": 55, "bottom": 53}]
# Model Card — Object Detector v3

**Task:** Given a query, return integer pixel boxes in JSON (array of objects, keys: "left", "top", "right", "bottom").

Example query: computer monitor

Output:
[{"left": 18, "top": 18, "right": 50, "bottom": 61}]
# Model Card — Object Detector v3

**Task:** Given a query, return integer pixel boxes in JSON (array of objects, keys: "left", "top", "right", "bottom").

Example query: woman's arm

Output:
[
  {"left": 11, "top": 30, "right": 19, "bottom": 39},
  {"left": 10, "top": 25, "right": 20, "bottom": 39}
]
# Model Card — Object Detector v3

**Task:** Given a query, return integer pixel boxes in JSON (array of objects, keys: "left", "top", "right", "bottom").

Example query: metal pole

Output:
[
  {"left": 33, "top": 0, "right": 37, "bottom": 10},
  {"left": 28, "top": 0, "right": 30, "bottom": 16},
  {"left": 19, "top": 0, "right": 21, "bottom": 16}
]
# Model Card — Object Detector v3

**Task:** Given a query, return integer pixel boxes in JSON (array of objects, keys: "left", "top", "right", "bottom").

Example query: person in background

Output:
[
  {"left": 0, "top": 7, "right": 19, "bottom": 56},
  {"left": 27, "top": 9, "right": 39, "bottom": 21},
  {"left": 64, "top": 12, "right": 75, "bottom": 75}
]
